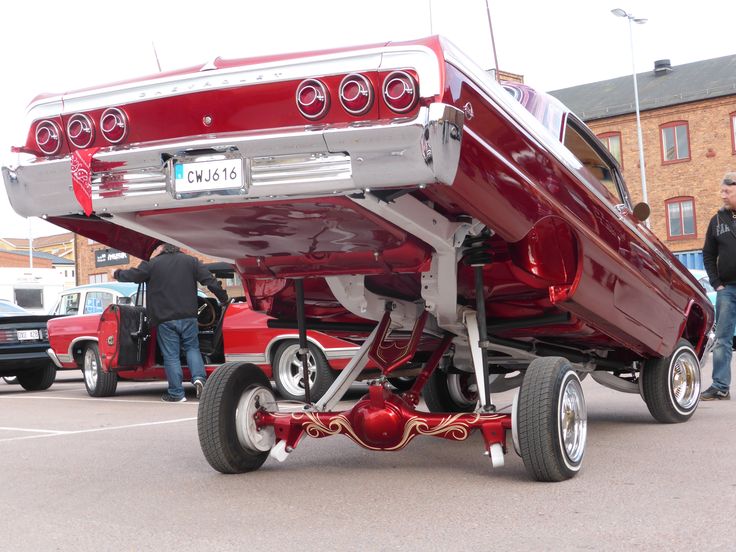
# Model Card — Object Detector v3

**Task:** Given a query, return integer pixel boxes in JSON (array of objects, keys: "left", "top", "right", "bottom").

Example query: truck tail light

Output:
[
  {"left": 66, "top": 114, "right": 95, "bottom": 149},
  {"left": 35, "top": 120, "right": 62, "bottom": 155},
  {"left": 296, "top": 79, "right": 329, "bottom": 120},
  {"left": 339, "top": 73, "right": 373, "bottom": 116},
  {"left": 100, "top": 108, "right": 128, "bottom": 144},
  {"left": 382, "top": 71, "right": 418, "bottom": 113}
]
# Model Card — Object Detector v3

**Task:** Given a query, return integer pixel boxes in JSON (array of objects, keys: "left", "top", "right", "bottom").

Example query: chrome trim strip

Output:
[{"left": 225, "top": 353, "right": 267, "bottom": 364}]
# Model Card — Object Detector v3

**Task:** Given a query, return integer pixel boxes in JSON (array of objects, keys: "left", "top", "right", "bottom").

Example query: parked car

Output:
[
  {"left": 3, "top": 36, "right": 715, "bottom": 481},
  {"left": 0, "top": 299, "right": 57, "bottom": 390},
  {"left": 46, "top": 278, "right": 373, "bottom": 400}
]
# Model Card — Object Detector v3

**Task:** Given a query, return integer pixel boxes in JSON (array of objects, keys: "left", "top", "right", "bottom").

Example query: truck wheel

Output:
[
  {"left": 16, "top": 362, "right": 56, "bottom": 391},
  {"left": 198, "top": 362, "right": 276, "bottom": 473},
  {"left": 517, "top": 357, "right": 587, "bottom": 482},
  {"left": 422, "top": 369, "right": 477, "bottom": 412},
  {"left": 83, "top": 343, "right": 117, "bottom": 397},
  {"left": 641, "top": 339, "right": 700, "bottom": 423},
  {"left": 272, "top": 341, "right": 335, "bottom": 402}
]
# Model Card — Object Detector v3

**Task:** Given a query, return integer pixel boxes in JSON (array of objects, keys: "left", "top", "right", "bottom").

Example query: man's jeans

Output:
[
  {"left": 712, "top": 285, "right": 736, "bottom": 392},
  {"left": 156, "top": 318, "right": 206, "bottom": 399}
]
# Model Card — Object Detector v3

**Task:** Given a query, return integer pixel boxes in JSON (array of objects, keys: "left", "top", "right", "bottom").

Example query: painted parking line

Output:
[
  {"left": 0, "top": 417, "right": 197, "bottom": 443},
  {"left": 0, "top": 395, "right": 197, "bottom": 405}
]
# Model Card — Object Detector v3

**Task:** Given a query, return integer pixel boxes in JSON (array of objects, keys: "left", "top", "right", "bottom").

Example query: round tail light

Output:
[
  {"left": 100, "top": 108, "right": 128, "bottom": 144},
  {"left": 339, "top": 74, "right": 374, "bottom": 116},
  {"left": 296, "top": 79, "right": 330, "bottom": 120},
  {"left": 66, "top": 114, "right": 95, "bottom": 149},
  {"left": 383, "top": 71, "right": 418, "bottom": 113},
  {"left": 35, "top": 120, "right": 62, "bottom": 155}
]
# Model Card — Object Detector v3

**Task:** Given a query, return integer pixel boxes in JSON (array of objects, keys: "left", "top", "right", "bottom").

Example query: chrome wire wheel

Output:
[
  {"left": 670, "top": 348, "right": 700, "bottom": 411},
  {"left": 84, "top": 347, "right": 98, "bottom": 390},
  {"left": 559, "top": 376, "right": 587, "bottom": 465},
  {"left": 278, "top": 344, "right": 316, "bottom": 397},
  {"left": 235, "top": 386, "right": 277, "bottom": 453}
]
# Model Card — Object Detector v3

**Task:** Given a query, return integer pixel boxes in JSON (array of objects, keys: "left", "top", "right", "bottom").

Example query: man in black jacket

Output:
[
  {"left": 114, "top": 244, "right": 228, "bottom": 402},
  {"left": 701, "top": 172, "right": 736, "bottom": 401}
]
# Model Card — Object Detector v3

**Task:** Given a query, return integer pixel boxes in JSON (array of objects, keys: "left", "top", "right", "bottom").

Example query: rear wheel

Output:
[
  {"left": 16, "top": 362, "right": 56, "bottom": 391},
  {"left": 198, "top": 362, "right": 276, "bottom": 473},
  {"left": 641, "top": 339, "right": 700, "bottom": 423},
  {"left": 517, "top": 357, "right": 587, "bottom": 482},
  {"left": 423, "top": 369, "right": 478, "bottom": 412},
  {"left": 83, "top": 343, "right": 117, "bottom": 397},
  {"left": 272, "top": 341, "right": 335, "bottom": 402}
]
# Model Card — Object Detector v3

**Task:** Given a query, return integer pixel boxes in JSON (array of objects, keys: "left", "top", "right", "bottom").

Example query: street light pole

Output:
[{"left": 612, "top": 8, "right": 648, "bottom": 208}]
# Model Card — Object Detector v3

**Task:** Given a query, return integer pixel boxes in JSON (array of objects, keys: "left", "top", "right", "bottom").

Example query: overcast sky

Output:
[{"left": 1, "top": 0, "right": 734, "bottom": 238}]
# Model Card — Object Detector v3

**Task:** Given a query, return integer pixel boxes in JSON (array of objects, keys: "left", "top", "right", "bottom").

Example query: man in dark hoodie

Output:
[
  {"left": 701, "top": 172, "right": 736, "bottom": 401},
  {"left": 114, "top": 244, "right": 228, "bottom": 402}
]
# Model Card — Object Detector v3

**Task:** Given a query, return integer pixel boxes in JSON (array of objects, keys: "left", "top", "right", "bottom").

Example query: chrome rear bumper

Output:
[{"left": 2, "top": 103, "right": 463, "bottom": 219}]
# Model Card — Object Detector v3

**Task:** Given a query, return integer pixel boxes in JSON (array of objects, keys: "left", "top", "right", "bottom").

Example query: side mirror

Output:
[{"left": 632, "top": 202, "right": 651, "bottom": 222}]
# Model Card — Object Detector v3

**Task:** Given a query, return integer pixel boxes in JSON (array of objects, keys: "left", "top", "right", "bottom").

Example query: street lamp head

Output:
[
  {"left": 611, "top": 8, "right": 628, "bottom": 17},
  {"left": 633, "top": 17, "right": 647, "bottom": 24}
]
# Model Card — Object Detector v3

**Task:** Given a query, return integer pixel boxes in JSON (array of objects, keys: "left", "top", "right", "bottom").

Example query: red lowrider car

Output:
[
  {"left": 2, "top": 36, "right": 714, "bottom": 481},
  {"left": 46, "top": 281, "right": 368, "bottom": 400}
]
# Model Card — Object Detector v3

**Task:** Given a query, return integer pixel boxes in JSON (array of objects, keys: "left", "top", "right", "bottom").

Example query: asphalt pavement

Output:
[{"left": 0, "top": 358, "right": 734, "bottom": 551}]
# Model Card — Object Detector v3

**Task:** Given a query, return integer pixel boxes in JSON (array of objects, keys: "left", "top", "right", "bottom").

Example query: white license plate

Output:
[
  {"left": 173, "top": 158, "right": 244, "bottom": 194},
  {"left": 17, "top": 329, "right": 40, "bottom": 341}
]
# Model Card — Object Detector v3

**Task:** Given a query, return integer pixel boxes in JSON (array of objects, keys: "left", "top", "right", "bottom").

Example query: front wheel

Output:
[
  {"left": 641, "top": 339, "right": 700, "bottom": 423},
  {"left": 272, "top": 341, "right": 335, "bottom": 402},
  {"left": 16, "top": 362, "right": 56, "bottom": 391},
  {"left": 516, "top": 357, "right": 587, "bottom": 482},
  {"left": 197, "top": 362, "right": 277, "bottom": 473},
  {"left": 83, "top": 343, "right": 117, "bottom": 397}
]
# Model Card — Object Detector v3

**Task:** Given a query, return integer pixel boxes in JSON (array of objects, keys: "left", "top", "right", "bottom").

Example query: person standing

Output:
[
  {"left": 114, "top": 244, "right": 228, "bottom": 402},
  {"left": 701, "top": 172, "right": 736, "bottom": 400}
]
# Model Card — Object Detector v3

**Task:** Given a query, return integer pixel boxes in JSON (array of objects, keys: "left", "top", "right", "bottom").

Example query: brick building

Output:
[
  {"left": 0, "top": 232, "right": 74, "bottom": 261},
  {"left": 550, "top": 54, "right": 736, "bottom": 267}
]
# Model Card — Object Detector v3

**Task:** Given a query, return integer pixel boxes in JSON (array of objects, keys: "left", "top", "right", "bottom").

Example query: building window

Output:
[
  {"left": 660, "top": 121, "right": 690, "bottom": 163},
  {"left": 731, "top": 111, "right": 736, "bottom": 155},
  {"left": 666, "top": 197, "right": 696, "bottom": 239},
  {"left": 597, "top": 132, "right": 622, "bottom": 166},
  {"left": 89, "top": 273, "right": 108, "bottom": 284}
]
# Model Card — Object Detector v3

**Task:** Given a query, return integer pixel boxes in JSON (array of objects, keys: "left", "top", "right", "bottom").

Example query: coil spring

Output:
[{"left": 462, "top": 232, "right": 493, "bottom": 266}]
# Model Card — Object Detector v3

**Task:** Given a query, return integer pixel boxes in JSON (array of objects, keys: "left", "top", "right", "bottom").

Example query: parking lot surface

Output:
[{"left": 1, "top": 360, "right": 735, "bottom": 551}]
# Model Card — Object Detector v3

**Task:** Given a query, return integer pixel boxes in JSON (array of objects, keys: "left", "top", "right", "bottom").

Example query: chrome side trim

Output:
[{"left": 225, "top": 353, "right": 267, "bottom": 364}]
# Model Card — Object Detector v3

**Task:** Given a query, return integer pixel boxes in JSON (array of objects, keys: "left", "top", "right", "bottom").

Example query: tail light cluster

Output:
[
  {"left": 295, "top": 70, "right": 418, "bottom": 121},
  {"left": 32, "top": 107, "right": 129, "bottom": 156}
]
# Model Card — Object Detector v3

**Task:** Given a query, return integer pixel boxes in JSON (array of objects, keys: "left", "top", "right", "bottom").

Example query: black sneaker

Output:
[
  {"left": 194, "top": 379, "right": 204, "bottom": 400},
  {"left": 161, "top": 393, "right": 187, "bottom": 403},
  {"left": 701, "top": 386, "right": 730, "bottom": 401}
]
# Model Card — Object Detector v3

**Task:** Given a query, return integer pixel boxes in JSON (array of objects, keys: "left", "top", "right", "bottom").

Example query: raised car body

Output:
[{"left": 3, "top": 36, "right": 715, "bottom": 480}]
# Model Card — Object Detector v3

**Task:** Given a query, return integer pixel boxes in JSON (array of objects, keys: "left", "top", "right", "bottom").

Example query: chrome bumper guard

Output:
[
  {"left": 46, "top": 348, "right": 63, "bottom": 369},
  {"left": 2, "top": 103, "right": 463, "bottom": 219}
]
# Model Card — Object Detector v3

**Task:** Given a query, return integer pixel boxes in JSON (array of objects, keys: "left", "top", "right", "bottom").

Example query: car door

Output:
[{"left": 97, "top": 300, "right": 150, "bottom": 370}]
